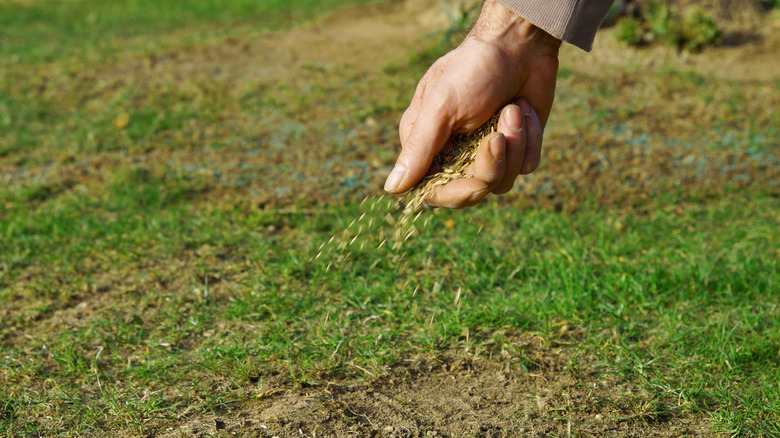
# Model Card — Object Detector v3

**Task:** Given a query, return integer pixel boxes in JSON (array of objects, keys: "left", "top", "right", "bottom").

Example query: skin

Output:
[{"left": 384, "top": 0, "right": 562, "bottom": 208}]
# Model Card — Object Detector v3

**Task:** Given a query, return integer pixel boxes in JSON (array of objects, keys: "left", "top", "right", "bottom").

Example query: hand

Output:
[
  {"left": 424, "top": 100, "right": 541, "bottom": 209},
  {"left": 384, "top": 0, "right": 560, "bottom": 207}
]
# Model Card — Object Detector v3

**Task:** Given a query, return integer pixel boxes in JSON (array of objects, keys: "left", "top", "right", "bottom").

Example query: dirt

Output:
[{"left": 158, "top": 341, "right": 709, "bottom": 438}]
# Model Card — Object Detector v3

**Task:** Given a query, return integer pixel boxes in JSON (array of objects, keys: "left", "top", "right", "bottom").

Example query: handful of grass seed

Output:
[
  {"left": 399, "top": 112, "right": 501, "bottom": 214},
  {"left": 313, "top": 112, "right": 503, "bottom": 269}
]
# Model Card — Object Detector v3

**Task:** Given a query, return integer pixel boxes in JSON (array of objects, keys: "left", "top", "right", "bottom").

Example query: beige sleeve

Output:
[{"left": 495, "top": 0, "right": 614, "bottom": 51}]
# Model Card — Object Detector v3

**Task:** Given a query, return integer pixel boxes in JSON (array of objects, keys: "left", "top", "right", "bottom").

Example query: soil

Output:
[{"left": 157, "top": 344, "right": 709, "bottom": 438}]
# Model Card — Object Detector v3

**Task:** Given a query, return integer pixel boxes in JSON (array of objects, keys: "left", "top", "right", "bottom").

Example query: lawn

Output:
[{"left": 1, "top": 0, "right": 779, "bottom": 436}]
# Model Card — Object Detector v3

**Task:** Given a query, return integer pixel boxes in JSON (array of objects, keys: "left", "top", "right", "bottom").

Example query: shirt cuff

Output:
[{"left": 495, "top": 0, "right": 614, "bottom": 51}]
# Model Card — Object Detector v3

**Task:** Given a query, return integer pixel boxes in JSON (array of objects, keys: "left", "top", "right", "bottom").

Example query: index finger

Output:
[
  {"left": 398, "top": 77, "right": 426, "bottom": 145},
  {"left": 384, "top": 92, "right": 455, "bottom": 194}
]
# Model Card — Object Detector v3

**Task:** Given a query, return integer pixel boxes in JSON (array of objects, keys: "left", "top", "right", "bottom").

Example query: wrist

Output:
[{"left": 468, "top": 0, "right": 561, "bottom": 59}]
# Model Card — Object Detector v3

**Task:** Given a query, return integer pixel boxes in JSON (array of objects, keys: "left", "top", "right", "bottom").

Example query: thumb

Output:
[{"left": 384, "top": 100, "right": 452, "bottom": 194}]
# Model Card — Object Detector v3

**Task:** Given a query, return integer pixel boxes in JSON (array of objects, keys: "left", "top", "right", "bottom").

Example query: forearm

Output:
[
  {"left": 470, "top": 0, "right": 562, "bottom": 60},
  {"left": 466, "top": 0, "right": 561, "bottom": 128},
  {"left": 494, "top": 0, "right": 614, "bottom": 51}
]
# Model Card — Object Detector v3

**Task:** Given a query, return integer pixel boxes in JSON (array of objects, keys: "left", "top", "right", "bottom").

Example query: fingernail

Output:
[
  {"left": 527, "top": 104, "right": 544, "bottom": 144},
  {"left": 469, "top": 188, "right": 489, "bottom": 203},
  {"left": 518, "top": 99, "right": 532, "bottom": 117},
  {"left": 384, "top": 164, "right": 406, "bottom": 192},
  {"left": 490, "top": 133, "right": 505, "bottom": 163},
  {"left": 504, "top": 105, "right": 523, "bottom": 132},
  {"left": 530, "top": 105, "right": 543, "bottom": 138}
]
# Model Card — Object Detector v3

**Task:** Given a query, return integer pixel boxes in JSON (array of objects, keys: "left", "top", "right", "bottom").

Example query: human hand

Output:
[
  {"left": 421, "top": 100, "right": 541, "bottom": 209},
  {"left": 384, "top": 0, "right": 560, "bottom": 207}
]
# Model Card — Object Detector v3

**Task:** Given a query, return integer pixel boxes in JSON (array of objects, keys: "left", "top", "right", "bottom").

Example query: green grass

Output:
[
  {"left": 0, "top": 0, "right": 380, "bottom": 63},
  {"left": 1, "top": 0, "right": 779, "bottom": 435},
  {"left": 1, "top": 170, "right": 779, "bottom": 434}
]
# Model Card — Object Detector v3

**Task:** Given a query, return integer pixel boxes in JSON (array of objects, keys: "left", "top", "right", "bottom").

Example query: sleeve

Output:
[{"left": 495, "top": 0, "right": 615, "bottom": 51}]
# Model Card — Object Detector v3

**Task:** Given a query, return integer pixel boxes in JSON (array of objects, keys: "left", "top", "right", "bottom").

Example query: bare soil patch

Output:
[{"left": 157, "top": 341, "right": 709, "bottom": 438}]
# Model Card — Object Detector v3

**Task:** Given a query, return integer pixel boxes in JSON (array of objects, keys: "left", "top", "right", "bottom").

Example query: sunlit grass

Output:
[
  {"left": 1, "top": 0, "right": 779, "bottom": 435},
  {"left": 1, "top": 166, "right": 778, "bottom": 434},
  {"left": 0, "top": 0, "right": 382, "bottom": 63}
]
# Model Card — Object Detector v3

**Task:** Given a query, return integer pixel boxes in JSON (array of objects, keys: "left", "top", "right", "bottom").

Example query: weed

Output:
[
  {"left": 409, "top": 1, "right": 480, "bottom": 67},
  {"left": 645, "top": 1, "right": 681, "bottom": 46},
  {"left": 614, "top": 1, "right": 722, "bottom": 51},
  {"left": 681, "top": 7, "right": 723, "bottom": 51},
  {"left": 614, "top": 16, "right": 644, "bottom": 46},
  {"left": 439, "top": 0, "right": 480, "bottom": 42}
]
